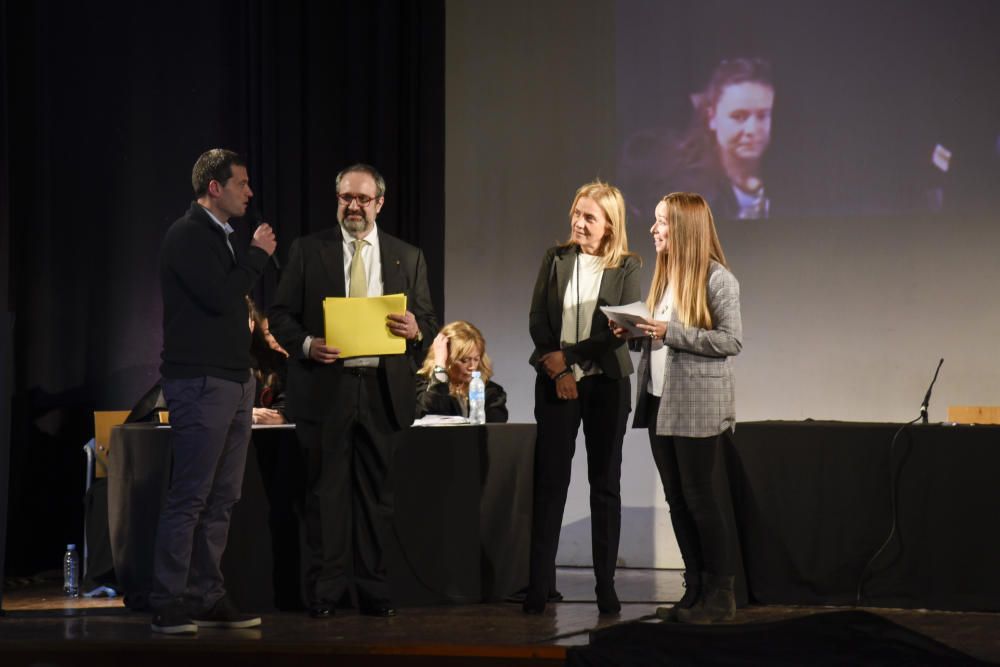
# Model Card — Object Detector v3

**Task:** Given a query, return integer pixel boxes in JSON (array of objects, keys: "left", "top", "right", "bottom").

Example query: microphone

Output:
[
  {"left": 248, "top": 206, "right": 281, "bottom": 271},
  {"left": 919, "top": 358, "right": 944, "bottom": 424}
]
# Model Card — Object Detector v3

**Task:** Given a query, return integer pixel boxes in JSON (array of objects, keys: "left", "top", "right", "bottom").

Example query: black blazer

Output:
[
  {"left": 268, "top": 226, "right": 438, "bottom": 428},
  {"left": 414, "top": 375, "right": 509, "bottom": 423},
  {"left": 528, "top": 245, "right": 641, "bottom": 379}
]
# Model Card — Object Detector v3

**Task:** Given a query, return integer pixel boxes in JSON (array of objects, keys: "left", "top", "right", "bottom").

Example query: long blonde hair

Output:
[
  {"left": 563, "top": 180, "right": 635, "bottom": 269},
  {"left": 418, "top": 321, "right": 494, "bottom": 396},
  {"left": 647, "top": 192, "right": 728, "bottom": 329}
]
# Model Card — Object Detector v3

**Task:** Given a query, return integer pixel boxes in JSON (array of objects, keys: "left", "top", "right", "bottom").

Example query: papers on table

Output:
[
  {"left": 323, "top": 293, "right": 407, "bottom": 358},
  {"left": 600, "top": 301, "right": 652, "bottom": 337},
  {"left": 412, "top": 415, "right": 471, "bottom": 427}
]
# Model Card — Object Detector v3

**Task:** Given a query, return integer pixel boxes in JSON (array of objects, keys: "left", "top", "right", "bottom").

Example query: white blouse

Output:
[
  {"left": 561, "top": 253, "right": 604, "bottom": 380},
  {"left": 647, "top": 288, "right": 673, "bottom": 397}
]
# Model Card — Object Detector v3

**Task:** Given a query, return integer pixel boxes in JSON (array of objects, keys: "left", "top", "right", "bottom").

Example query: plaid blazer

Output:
[{"left": 633, "top": 261, "right": 742, "bottom": 438}]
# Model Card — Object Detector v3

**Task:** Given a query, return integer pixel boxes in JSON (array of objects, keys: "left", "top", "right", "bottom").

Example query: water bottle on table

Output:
[
  {"left": 63, "top": 544, "right": 79, "bottom": 597},
  {"left": 468, "top": 371, "right": 486, "bottom": 425}
]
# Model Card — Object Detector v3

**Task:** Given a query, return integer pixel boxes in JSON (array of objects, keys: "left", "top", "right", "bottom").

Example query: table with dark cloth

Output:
[
  {"left": 729, "top": 421, "right": 1000, "bottom": 611},
  {"left": 107, "top": 423, "right": 534, "bottom": 611}
]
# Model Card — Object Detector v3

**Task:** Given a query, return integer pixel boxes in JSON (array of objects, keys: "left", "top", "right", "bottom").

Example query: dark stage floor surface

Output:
[{"left": 2, "top": 568, "right": 999, "bottom": 665}]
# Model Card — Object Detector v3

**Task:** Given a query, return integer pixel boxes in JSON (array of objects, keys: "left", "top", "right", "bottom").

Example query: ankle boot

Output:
[
  {"left": 655, "top": 570, "right": 702, "bottom": 621},
  {"left": 676, "top": 573, "right": 735, "bottom": 624},
  {"left": 595, "top": 584, "right": 620, "bottom": 615}
]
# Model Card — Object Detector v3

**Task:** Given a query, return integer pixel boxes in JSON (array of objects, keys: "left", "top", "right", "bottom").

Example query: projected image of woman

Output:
[
  {"left": 523, "top": 181, "right": 640, "bottom": 615},
  {"left": 611, "top": 192, "right": 742, "bottom": 624},
  {"left": 673, "top": 58, "right": 775, "bottom": 220}
]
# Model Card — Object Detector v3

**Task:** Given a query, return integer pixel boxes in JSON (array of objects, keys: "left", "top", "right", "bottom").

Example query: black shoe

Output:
[
  {"left": 505, "top": 586, "right": 563, "bottom": 603},
  {"left": 308, "top": 603, "right": 334, "bottom": 618},
  {"left": 360, "top": 604, "right": 397, "bottom": 617},
  {"left": 521, "top": 589, "right": 547, "bottom": 615},
  {"left": 596, "top": 585, "right": 621, "bottom": 615},
  {"left": 191, "top": 596, "right": 261, "bottom": 629},
  {"left": 151, "top": 603, "right": 197, "bottom": 635}
]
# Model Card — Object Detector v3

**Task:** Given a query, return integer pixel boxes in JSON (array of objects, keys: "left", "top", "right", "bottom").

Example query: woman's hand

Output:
[
  {"left": 554, "top": 373, "right": 578, "bottom": 401},
  {"left": 252, "top": 407, "right": 286, "bottom": 425},
  {"left": 635, "top": 318, "right": 668, "bottom": 341},
  {"left": 432, "top": 332, "right": 450, "bottom": 367},
  {"left": 609, "top": 321, "right": 631, "bottom": 339},
  {"left": 539, "top": 350, "right": 568, "bottom": 379}
]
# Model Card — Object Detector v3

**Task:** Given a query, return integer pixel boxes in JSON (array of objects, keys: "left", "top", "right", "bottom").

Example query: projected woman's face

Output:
[
  {"left": 651, "top": 201, "right": 669, "bottom": 255},
  {"left": 709, "top": 81, "right": 774, "bottom": 162}
]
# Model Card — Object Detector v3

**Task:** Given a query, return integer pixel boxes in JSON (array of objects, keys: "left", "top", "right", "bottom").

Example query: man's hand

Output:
[
  {"left": 308, "top": 337, "right": 341, "bottom": 364},
  {"left": 539, "top": 350, "right": 568, "bottom": 379},
  {"left": 251, "top": 223, "right": 277, "bottom": 255},
  {"left": 252, "top": 407, "right": 286, "bottom": 425},
  {"left": 387, "top": 311, "right": 420, "bottom": 340},
  {"left": 554, "top": 374, "right": 578, "bottom": 401}
]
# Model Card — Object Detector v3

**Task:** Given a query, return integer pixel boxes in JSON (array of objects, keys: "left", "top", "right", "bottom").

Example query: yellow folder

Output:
[{"left": 323, "top": 293, "right": 407, "bottom": 358}]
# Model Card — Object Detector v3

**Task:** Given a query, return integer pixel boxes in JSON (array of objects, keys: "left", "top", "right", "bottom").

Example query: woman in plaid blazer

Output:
[{"left": 612, "top": 192, "right": 742, "bottom": 624}]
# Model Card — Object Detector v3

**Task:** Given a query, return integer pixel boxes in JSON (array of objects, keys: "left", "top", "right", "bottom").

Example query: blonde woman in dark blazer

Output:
[
  {"left": 523, "top": 181, "right": 641, "bottom": 615},
  {"left": 612, "top": 192, "right": 742, "bottom": 624}
]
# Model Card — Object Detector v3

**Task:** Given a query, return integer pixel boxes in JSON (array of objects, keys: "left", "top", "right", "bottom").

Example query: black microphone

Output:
[
  {"left": 919, "top": 358, "right": 944, "bottom": 424},
  {"left": 248, "top": 206, "right": 281, "bottom": 271}
]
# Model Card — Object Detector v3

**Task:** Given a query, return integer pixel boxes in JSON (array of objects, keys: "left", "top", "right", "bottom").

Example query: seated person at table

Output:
[
  {"left": 248, "top": 296, "right": 290, "bottom": 425},
  {"left": 415, "top": 320, "right": 508, "bottom": 423}
]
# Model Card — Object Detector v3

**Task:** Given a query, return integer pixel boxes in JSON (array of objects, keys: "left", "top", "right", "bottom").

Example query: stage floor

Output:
[{"left": 2, "top": 568, "right": 998, "bottom": 665}]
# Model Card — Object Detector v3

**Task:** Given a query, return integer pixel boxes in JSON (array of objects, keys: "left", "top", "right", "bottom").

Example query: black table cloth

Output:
[
  {"left": 108, "top": 423, "right": 534, "bottom": 611},
  {"left": 729, "top": 421, "right": 1000, "bottom": 611}
]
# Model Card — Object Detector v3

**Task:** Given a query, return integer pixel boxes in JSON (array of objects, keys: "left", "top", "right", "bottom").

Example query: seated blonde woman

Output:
[{"left": 416, "top": 321, "right": 508, "bottom": 423}]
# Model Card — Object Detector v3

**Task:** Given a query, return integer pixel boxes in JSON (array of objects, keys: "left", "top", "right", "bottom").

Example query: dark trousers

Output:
[
  {"left": 645, "top": 393, "right": 732, "bottom": 576},
  {"left": 528, "top": 373, "right": 630, "bottom": 596},
  {"left": 296, "top": 368, "right": 395, "bottom": 607},
  {"left": 150, "top": 375, "right": 254, "bottom": 612}
]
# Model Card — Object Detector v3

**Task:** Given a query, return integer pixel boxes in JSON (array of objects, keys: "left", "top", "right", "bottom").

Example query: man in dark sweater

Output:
[{"left": 151, "top": 149, "right": 276, "bottom": 634}]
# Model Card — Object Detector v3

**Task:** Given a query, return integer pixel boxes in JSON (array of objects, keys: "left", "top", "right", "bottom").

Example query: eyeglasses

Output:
[{"left": 337, "top": 193, "right": 378, "bottom": 207}]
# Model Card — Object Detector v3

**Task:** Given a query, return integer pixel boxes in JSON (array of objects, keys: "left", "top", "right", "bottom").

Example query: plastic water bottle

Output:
[
  {"left": 468, "top": 371, "right": 486, "bottom": 425},
  {"left": 63, "top": 544, "right": 80, "bottom": 597}
]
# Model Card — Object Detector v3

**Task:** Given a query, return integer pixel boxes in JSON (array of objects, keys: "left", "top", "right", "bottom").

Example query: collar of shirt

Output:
[{"left": 200, "top": 205, "right": 235, "bottom": 237}]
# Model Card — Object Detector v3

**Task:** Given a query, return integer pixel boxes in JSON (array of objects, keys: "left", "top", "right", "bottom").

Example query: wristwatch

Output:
[{"left": 432, "top": 365, "right": 447, "bottom": 376}]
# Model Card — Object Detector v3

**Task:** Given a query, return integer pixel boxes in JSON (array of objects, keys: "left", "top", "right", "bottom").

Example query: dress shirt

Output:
[{"left": 200, "top": 205, "right": 235, "bottom": 259}]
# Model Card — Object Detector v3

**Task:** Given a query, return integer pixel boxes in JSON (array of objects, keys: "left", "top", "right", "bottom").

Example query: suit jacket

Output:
[
  {"left": 268, "top": 226, "right": 438, "bottom": 428},
  {"left": 528, "top": 245, "right": 641, "bottom": 379},
  {"left": 633, "top": 261, "right": 742, "bottom": 438}
]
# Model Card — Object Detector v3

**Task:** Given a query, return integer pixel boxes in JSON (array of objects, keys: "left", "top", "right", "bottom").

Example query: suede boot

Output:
[
  {"left": 676, "top": 572, "right": 735, "bottom": 624},
  {"left": 655, "top": 569, "right": 702, "bottom": 622}
]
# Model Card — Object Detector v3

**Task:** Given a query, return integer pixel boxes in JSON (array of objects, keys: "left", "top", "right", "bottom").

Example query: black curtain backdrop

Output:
[{"left": 0, "top": 0, "right": 444, "bottom": 575}]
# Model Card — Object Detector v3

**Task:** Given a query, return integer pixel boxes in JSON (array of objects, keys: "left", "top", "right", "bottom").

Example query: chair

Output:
[{"left": 82, "top": 410, "right": 129, "bottom": 597}]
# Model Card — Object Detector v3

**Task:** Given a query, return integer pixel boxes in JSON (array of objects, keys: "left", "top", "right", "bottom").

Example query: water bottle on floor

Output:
[
  {"left": 63, "top": 544, "right": 79, "bottom": 597},
  {"left": 468, "top": 371, "right": 486, "bottom": 425}
]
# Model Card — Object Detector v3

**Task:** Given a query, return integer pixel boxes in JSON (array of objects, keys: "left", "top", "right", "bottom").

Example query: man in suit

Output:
[
  {"left": 269, "top": 163, "right": 437, "bottom": 617},
  {"left": 152, "top": 149, "right": 276, "bottom": 634}
]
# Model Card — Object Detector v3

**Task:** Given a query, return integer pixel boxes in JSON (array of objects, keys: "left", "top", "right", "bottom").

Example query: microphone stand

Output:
[
  {"left": 919, "top": 358, "right": 944, "bottom": 425},
  {"left": 856, "top": 358, "right": 944, "bottom": 604}
]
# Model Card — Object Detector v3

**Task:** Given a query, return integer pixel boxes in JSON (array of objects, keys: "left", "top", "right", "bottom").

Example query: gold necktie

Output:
[{"left": 349, "top": 239, "right": 368, "bottom": 297}]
